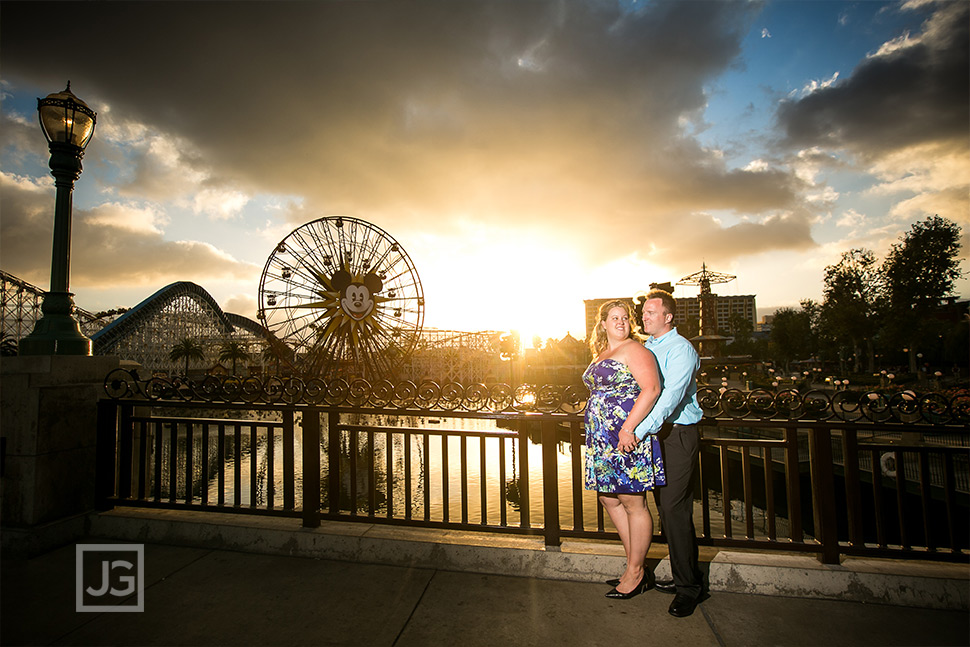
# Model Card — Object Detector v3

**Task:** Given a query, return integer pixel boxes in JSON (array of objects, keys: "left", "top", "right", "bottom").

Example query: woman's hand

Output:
[
  {"left": 611, "top": 339, "right": 661, "bottom": 440},
  {"left": 618, "top": 429, "right": 638, "bottom": 453}
]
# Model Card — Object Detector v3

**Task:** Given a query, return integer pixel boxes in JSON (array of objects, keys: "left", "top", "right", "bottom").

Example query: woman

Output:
[{"left": 583, "top": 299, "right": 665, "bottom": 599}]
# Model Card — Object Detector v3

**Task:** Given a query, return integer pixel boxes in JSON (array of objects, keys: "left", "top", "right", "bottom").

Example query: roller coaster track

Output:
[{"left": 1, "top": 270, "right": 507, "bottom": 381}]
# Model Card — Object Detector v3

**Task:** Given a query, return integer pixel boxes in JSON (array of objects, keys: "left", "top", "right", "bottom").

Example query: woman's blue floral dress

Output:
[{"left": 583, "top": 358, "right": 666, "bottom": 493}]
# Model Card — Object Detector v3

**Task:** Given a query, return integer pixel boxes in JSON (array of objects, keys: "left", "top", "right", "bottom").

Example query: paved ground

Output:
[{"left": 3, "top": 541, "right": 968, "bottom": 647}]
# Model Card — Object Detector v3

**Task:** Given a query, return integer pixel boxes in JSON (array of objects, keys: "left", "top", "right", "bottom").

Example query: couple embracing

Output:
[{"left": 582, "top": 289, "right": 703, "bottom": 618}]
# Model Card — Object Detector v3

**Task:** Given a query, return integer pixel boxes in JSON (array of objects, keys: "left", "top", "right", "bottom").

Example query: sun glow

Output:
[
  {"left": 412, "top": 229, "right": 673, "bottom": 349},
  {"left": 413, "top": 230, "right": 587, "bottom": 346}
]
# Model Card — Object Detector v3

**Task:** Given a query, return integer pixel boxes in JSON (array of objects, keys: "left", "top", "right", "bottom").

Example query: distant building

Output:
[
  {"left": 757, "top": 314, "right": 774, "bottom": 333},
  {"left": 524, "top": 333, "right": 589, "bottom": 386},
  {"left": 676, "top": 294, "right": 757, "bottom": 333}
]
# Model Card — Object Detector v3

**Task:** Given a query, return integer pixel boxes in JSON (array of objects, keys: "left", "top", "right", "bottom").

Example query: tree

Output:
[
  {"left": 820, "top": 249, "right": 883, "bottom": 374},
  {"left": 678, "top": 317, "right": 700, "bottom": 340},
  {"left": 729, "top": 314, "right": 753, "bottom": 339},
  {"left": 881, "top": 216, "right": 963, "bottom": 372},
  {"left": 169, "top": 338, "right": 206, "bottom": 377},
  {"left": 262, "top": 343, "right": 281, "bottom": 375},
  {"left": 770, "top": 307, "right": 813, "bottom": 373},
  {"left": 724, "top": 313, "right": 754, "bottom": 355},
  {"left": 219, "top": 341, "right": 251, "bottom": 376},
  {"left": 801, "top": 298, "right": 822, "bottom": 359}
]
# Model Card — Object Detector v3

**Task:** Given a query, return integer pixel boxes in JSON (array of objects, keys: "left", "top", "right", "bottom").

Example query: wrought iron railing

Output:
[
  {"left": 103, "top": 370, "right": 970, "bottom": 424},
  {"left": 96, "top": 370, "right": 970, "bottom": 564}
]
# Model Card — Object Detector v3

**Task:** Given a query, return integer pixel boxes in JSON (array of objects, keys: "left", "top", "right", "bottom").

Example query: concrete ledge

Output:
[
  {"left": 709, "top": 550, "right": 969, "bottom": 611},
  {"left": 86, "top": 508, "right": 630, "bottom": 584},
  {"left": 85, "top": 508, "right": 969, "bottom": 610}
]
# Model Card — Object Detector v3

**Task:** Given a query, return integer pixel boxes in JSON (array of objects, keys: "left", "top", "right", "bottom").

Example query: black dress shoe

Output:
[
  {"left": 668, "top": 592, "right": 698, "bottom": 617},
  {"left": 654, "top": 579, "right": 677, "bottom": 594},
  {"left": 605, "top": 574, "right": 647, "bottom": 600}
]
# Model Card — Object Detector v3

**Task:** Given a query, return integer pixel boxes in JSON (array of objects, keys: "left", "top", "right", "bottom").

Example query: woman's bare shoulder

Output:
[
  {"left": 624, "top": 339, "right": 653, "bottom": 358},
  {"left": 610, "top": 338, "right": 645, "bottom": 362}
]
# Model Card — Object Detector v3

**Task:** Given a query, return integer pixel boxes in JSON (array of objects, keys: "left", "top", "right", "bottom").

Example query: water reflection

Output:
[{"left": 134, "top": 411, "right": 606, "bottom": 529}]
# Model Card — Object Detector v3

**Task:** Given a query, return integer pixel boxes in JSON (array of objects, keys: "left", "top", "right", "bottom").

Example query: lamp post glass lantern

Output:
[{"left": 19, "top": 82, "right": 97, "bottom": 356}]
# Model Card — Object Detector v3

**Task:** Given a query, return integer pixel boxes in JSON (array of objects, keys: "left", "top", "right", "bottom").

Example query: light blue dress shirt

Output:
[{"left": 633, "top": 327, "right": 703, "bottom": 440}]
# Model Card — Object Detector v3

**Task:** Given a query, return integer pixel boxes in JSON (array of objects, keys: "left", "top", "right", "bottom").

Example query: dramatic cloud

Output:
[
  {"left": 866, "top": 142, "right": 970, "bottom": 226},
  {"left": 1, "top": 0, "right": 798, "bottom": 261},
  {"left": 222, "top": 293, "right": 259, "bottom": 319},
  {"left": 0, "top": 172, "right": 259, "bottom": 288},
  {"left": 0, "top": 94, "right": 44, "bottom": 165},
  {"left": 777, "top": 2, "right": 968, "bottom": 157},
  {"left": 661, "top": 209, "right": 816, "bottom": 266},
  {"left": 775, "top": 0, "right": 968, "bottom": 245}
]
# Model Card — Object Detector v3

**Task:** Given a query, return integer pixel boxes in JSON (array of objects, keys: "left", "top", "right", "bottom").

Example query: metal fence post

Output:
[
  {"left": 809, "top": 427, "right": 840, "bottom": 564},
  {"left": 282, "top": 408, "right": 295, "bottom": 510},
  {"left": 541, "top": 417, "right": 562, "bottom": 548},
  {"left": 117, "top": 403, "right": 133, "bottom": 500},
  {"left": 783, "top": 427, "right": 803, "bottom": 541},
  {"left": 328, "top": 410, "right": 341, "bottom": 515},
  {"left": 302, "top": 407, "right": 321, "bottom": 528},
  {"left": 841, "top": 428, "right": 864, "bottom": 548},
  {"left": 518, "top": 421, "right": 531, "bottom": 528}
]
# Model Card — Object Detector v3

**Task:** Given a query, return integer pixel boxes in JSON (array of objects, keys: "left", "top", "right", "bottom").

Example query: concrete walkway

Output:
[
  {"left": 3, "top": 540, "right": 969, "bottom": 647},
  {"left": 3, "top": 508, "right": 968, "bottom": 646}
]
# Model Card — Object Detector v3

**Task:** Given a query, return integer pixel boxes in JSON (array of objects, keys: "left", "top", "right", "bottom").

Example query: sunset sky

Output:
[{"left": 1, "top": 0, "right": 967, "bottom": 346}]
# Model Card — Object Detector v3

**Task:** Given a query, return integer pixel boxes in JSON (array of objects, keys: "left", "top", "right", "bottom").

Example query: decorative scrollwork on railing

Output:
[
  {"left": 694, "top": 386, "right": 969, "bottom": 426},
  {"left": 102, "top": 368, "right": 970, "bottom": 425},
  {"left": 102, "top": 369, "right": 587, "bottom": 414}
]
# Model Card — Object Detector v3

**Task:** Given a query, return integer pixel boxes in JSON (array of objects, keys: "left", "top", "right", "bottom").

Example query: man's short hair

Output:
[{"left": 646, "top": 289, "right": 677, "bottom": 318}]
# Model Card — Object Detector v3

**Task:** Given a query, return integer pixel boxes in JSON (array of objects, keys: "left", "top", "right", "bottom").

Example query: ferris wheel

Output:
[{"left": 257, "top": 216, "right": 424, "bottom": 380}]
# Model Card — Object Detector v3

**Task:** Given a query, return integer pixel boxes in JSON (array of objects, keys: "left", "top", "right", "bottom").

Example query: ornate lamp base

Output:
[{"left": 18, "top": 291, "right": 92, "bottom": 356}]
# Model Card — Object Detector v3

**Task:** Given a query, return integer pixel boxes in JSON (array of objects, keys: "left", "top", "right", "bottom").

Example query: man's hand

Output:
[{"left": 618, "top": 429, "right": 638, "bottom": 453}]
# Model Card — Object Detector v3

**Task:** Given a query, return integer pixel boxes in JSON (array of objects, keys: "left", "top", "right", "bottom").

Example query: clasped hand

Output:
[{"left": 618, "top": 430, "right": 637, "bottom": 453}]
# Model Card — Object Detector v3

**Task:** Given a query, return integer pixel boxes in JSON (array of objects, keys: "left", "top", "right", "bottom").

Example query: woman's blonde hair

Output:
[{"left": 587, "top": 299, "right": 643, "bottom": 356}]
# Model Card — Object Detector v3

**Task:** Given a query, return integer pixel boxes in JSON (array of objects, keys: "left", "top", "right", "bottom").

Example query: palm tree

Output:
[
  {"left": 218, "top": 340, "right": 250, "bottom": 376},
  {"left": 169, "top": 338, "right": 206, "bottom": 377},
  {"left": 1, "top": 334, "right": 18, "bottom": 356},
  {"left": 262, "top": 343, "right": 282, "bottom": 376}
]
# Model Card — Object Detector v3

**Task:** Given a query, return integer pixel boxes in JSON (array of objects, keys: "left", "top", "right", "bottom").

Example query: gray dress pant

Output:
[{"left": 654, "top": 423, "right": 702, "bottom": 599}]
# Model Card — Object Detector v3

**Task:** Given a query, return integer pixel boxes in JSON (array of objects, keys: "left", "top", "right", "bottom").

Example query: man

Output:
[{"left": 631, "top": 289, "right": 704, "bottom": 617}]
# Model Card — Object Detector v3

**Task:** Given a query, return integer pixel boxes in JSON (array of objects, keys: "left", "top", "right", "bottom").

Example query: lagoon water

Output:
[{"left": 152, "top": 413, "right": 617, "bottom": 530}]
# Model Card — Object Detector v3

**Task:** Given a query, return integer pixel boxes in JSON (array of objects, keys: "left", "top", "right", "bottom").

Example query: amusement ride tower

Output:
[{"left": 677, "top": 263, "right": 736, "bottom": 357}]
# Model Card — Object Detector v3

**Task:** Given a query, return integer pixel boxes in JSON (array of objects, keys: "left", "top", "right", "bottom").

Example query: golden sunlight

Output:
[
  {"left": 585, "top": 254, "right": 673, "bottom": 302},
  {"left": 417, "top": 233, "right": 587, "bottom": 346},
  {"left": 414, "top": 232, "right": 672, "bottom": 349}
]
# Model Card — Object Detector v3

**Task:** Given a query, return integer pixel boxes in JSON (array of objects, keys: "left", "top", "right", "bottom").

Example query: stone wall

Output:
[{"left": 1, "top": 355, "right": 122, "bottom": 555}]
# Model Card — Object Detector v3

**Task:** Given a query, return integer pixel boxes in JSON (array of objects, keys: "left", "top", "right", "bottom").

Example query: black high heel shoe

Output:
[{"left": 605, "top": 573, "right": 646, "bottom": 599}]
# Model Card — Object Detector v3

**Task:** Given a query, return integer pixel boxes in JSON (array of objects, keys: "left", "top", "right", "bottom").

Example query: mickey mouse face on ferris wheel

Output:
[{"left": 332, "top": 269, "right": 383, "bottom": 320}]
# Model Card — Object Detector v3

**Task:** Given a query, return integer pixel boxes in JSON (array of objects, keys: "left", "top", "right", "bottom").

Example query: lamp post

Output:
[{"left": 19, "top": 82, "right": 97, "bottom": 356}]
